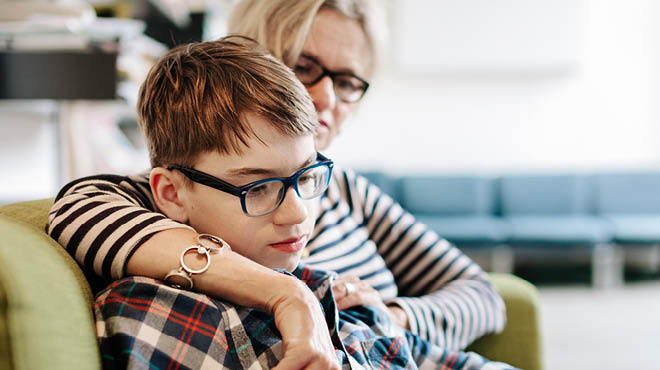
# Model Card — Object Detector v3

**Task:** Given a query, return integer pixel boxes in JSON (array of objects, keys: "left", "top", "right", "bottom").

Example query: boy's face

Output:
[{"left": 180, "top": 113, "right": 318, "bottom": 271}]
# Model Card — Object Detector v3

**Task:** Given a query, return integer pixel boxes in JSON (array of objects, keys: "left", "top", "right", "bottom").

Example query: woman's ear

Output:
[{"left": 150, "top": 167, "right": 190, "bottom": 223}]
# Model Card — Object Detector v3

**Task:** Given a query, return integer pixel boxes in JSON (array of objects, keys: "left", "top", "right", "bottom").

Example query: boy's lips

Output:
[{"left": 269, "top": 235, "right": 307, "bottom": 253}]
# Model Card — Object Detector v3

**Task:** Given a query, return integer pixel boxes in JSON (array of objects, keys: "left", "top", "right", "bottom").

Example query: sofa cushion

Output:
[
  {"left": 602, "top": 215, "right": 660, "bottom": 244},
  {"left": 416, "top": 215, "right": 509, "bottom": 246},
  {"left": 507, "top": 216, "right": 611, "bottom": 245},
  {"left": 0, "top": 199, "right": 101, "bottom": 370},
  {"left": 594, "top": 172, "right": 660, "bottom": 214},
  {"left": 358, "top": 171, "right": 399, "bottom": 200},
  {"left": 399, "top": 176, "right": 495, "bottom": 215},
  {"left": 500, "top": 175, "right": 590, "bottom": 215}
]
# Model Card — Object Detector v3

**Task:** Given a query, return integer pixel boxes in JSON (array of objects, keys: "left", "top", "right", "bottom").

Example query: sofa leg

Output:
[
  {"left": 491, "top": 245, "right": 514, "bottom": 274},
  {"left": 592, "top": 243, "right": 624, "bottom": 289},
  {"left": 462, "top": 246, "right": 515, "bottom": 274},
  {"left": 623, "top": 244, "right": 660, "bottom": 273}
]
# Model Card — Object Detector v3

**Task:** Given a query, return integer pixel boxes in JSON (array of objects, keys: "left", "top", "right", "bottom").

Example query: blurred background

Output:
[
  {"left": 2, "top": 0, "right": 660, "bottom": 200},
  {"left": 1, "top": 0, "right": 659, "bottom": 369}
]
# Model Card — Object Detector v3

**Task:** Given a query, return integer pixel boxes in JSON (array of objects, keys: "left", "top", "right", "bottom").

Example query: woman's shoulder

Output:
[{"left": 328, "top": 163, "right": 372, "bottom": 191}]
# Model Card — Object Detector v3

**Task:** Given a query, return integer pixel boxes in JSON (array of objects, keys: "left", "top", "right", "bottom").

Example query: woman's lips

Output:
[{"left": 270, "top": 236, "right": 307, "bottom": 253}]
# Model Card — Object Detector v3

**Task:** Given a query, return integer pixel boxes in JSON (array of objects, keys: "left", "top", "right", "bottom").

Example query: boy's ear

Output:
[{"left": 150, "top": 167, "right": 190, "bottom": 223}]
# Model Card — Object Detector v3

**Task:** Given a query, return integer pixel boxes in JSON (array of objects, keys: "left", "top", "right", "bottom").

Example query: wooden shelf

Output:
[{"left": 0, "top": 48, "right": 117, "bottom": 100}]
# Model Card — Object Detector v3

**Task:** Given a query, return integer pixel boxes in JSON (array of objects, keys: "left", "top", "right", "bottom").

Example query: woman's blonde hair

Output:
[{"left": 228, "top": 0, "right": 386, "bottom": 76}]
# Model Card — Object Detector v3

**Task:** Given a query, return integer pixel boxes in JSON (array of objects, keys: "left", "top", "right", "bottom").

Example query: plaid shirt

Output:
[{"left": 95, "top": 264, "right": 515, "bottom": 370}]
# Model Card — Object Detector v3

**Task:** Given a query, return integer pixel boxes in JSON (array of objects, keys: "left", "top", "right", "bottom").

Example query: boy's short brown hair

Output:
[{"left": 137, "top": 36, "right": 317, "bottom": 168}]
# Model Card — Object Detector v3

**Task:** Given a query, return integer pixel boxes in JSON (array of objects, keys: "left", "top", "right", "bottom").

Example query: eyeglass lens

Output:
[
  {"left": 294, "top": 57, "right": 367, "bottom": 103},
  {"left": 244, "top": 164, "right": 331, "bottom": 216}
]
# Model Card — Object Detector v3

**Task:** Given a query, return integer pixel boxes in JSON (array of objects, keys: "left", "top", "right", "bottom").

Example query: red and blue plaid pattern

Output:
[{"left": 95, "top": 264, "right": 516, "bottom": 370}]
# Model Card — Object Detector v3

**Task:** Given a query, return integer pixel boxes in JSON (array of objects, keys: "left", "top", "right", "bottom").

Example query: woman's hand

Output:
[
  {"left": 385, "top": 304, "right": 410, "bottom": 330},
  {"left": 270, "top": 277, "right": 340, "bottom": 370},
  {"left": 332, "top": 275, "right": 409, "bottom": 330}
]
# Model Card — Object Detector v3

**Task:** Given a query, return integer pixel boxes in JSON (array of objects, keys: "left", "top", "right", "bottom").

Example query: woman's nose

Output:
[
  {"left": 307, "top": 75, "right": 336, "bottom": 113},
  {"left": 272, "top": 187, "right": 308, "bottom": 225}
]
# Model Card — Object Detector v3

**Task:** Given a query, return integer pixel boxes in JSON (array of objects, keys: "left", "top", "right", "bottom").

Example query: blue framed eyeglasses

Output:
[{"left": 168, "top": 152, "right": 334, "bottom": 217}]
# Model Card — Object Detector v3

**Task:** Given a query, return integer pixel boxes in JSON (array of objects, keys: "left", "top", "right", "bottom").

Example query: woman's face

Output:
[{"left": 300, "top": 8, "right": 371, "bottom": 151}]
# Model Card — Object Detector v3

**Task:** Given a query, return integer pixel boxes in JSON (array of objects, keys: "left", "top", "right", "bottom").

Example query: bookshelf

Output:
[
  {"left": 0, "top": 48, "right": 117, "bottom": 99},
  {"left": 0, "top": 47, "right": 118, "bottom": 198}
]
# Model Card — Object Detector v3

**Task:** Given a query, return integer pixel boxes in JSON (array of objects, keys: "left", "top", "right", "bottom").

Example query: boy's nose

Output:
[
  {"left": 272, "top": 187, "right": 308, "bottom": 225},
  {"left": 308, "top": 75, "right": 336, "bottom": 114}
]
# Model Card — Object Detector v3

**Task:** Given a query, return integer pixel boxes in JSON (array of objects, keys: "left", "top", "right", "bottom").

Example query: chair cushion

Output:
[
  {"left": 507, "top": 216, "right": 611, "bottom": 245},
  {"left": 595, "top": 172, "right": 660, "bottom": 214},
  {"left": 500, "top": 175, "right": 590, "bottom": 215},
  {"left": 0, "top": 199, "right": 101, "bottom": 370},
  {"left": 603, "top": 215, "right": 660, "bottom": 244},
  {"left": 358, "top": 171, "right": 399, "bottom": 200},
  {"left": 399, "top": 176, "right": 494, "bottom": 215},
  {"left": 416, "top": 215, "right": 509, "bottom": 245},
  {"left": 467, "top": 274, "right": 543, "bottom": 370}
]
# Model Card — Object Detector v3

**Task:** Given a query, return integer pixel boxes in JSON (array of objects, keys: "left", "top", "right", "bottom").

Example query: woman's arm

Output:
[
  {"left": 49, "top": 173, "right": 339, "bottom": 369},
  {"left": 350, "top": 170, "right": 506, "bottom": 350}
]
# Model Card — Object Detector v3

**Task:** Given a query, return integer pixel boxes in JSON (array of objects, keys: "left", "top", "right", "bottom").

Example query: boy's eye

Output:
[
  {"left": 299, "top": 174, "right": 313, "bottom": 184},
  {"left": 247, "top": 182, "right": 277, "bottom": 197}
]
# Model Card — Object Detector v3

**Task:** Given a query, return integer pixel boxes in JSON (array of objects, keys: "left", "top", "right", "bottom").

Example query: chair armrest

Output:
[
  {"left": 0, "top": 205, "right": 101, "bottom": 370},
  {"left": 467, "top": 273, "right": 544, "bottom": 370}
]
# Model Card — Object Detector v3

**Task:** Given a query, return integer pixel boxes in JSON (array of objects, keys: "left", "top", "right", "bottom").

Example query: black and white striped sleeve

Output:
[
  {"left": 47, "top": 174, "right": 193, "bottom": 280},
  {"left": 353, "top": 171, "right": 506, "bottom": 350}
]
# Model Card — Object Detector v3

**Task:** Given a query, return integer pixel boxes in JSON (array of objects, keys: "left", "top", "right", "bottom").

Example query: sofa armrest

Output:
[
  {"left": 0, "top": 202, "right": 101, "bottom": 370},
  {"left": 467, "top": 273, "right": 544, "bottom": 370}
]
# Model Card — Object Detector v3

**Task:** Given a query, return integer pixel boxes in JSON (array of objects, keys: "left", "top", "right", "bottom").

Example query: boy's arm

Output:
[
  {"left": 49, "top": 174, "right": 339, "bottom": 369},
  {"left": 130, "top": 228, "right": 340, "bottom": 370}
]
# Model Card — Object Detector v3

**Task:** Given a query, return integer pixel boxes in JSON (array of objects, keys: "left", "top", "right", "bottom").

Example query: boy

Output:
[{"left": 94, "top": 37, "right": 515, "bottom": 370}]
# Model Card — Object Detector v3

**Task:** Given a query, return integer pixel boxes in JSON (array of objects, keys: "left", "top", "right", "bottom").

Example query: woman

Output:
[{"left": 48, "top": 1, "right": 505, "bottom": 368}]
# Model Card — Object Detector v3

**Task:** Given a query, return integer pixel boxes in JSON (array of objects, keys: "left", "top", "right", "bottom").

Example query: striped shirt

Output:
[
  {"left": 96, "top": 264, "right": 515, "bottom": 370},
  {"left": 48, "top": 166, "right": 505, "bottom": 350}
]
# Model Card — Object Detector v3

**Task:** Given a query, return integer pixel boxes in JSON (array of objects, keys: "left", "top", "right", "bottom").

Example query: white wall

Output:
[
  {"left": 0, "top": 101, "right": 150, "bottom": 203},
  {"left": 326, "top": 0, "right": 660, "bottom": 175},
  {"left": 1, "top": 0, "right": 659, "bottom": 202},
  {"left": 0, "top": 102, "right": 58, "bottom": 203}
]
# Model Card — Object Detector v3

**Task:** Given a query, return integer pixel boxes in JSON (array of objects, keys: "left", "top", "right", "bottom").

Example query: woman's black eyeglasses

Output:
[{"left": 294, "top": 55, "right": 370, "bottom": 103}]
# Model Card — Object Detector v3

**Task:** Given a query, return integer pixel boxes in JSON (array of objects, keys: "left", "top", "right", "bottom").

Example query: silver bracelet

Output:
[{"left": 163, "top": 234, "right": 231, "bottom": 290}]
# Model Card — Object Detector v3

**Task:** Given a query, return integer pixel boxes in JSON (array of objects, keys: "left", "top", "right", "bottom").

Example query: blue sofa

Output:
[
  {"left": 397, "top": 175, "right": 513, "bottom": 273},
  {"left": 498, "top": 174, "right": 620, "bottom": 288},
  {"left": 359, "top": 170, "right": 660, "bottom": 288},
  {"left": 593, "top": 172, "right": 660, "bottom": 271}
]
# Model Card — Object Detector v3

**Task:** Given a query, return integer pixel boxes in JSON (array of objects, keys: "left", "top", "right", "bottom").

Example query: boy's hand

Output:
[{"left": 271, "top": 277, "right": 340, "bottom": 370}]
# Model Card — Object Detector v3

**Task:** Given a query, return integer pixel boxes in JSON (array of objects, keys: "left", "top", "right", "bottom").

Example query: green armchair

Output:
[{"left": 0, "top": 199, "right": 543, "bottom": 370}]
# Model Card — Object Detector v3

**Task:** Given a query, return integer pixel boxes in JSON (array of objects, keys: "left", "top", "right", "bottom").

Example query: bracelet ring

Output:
[
  {"left": 180, "top": 246, "right": 212, "bottom": 274},
  {"left": 164, "top": 233, "right": 231, "bottom": 290}
]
